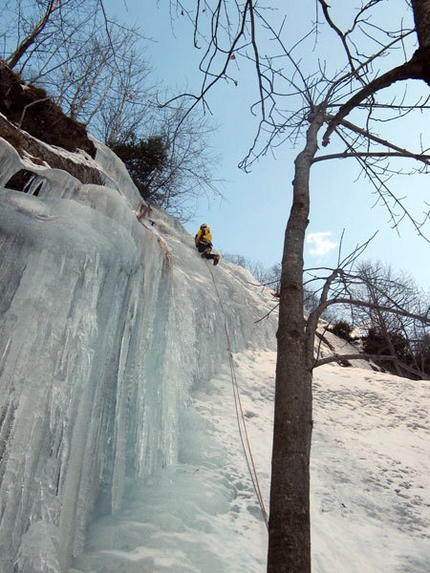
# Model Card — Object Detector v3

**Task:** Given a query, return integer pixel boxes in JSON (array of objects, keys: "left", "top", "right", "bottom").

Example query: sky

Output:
[{"left": 102, "top": 0, "right": 430, "bottom": 291}]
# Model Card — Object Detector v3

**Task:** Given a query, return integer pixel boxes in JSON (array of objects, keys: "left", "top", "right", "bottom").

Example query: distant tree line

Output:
[
  {"left": 228, "top": 254, "right": 429, "bottom": 380},
  {"left": 223, "top": 254, "right": 282, "bottom": 295},
  {"left": 325, "top": 261, "right": 430, "bottom": 380}
]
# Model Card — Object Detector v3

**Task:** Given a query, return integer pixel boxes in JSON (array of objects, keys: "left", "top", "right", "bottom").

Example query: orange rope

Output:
[{"left": 205, "top": 261, "right": 269, "bottom": 529}]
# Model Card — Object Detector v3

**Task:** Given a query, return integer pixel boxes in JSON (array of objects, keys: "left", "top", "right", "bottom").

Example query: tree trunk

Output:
[
  {"left": 267, "top": 107, "right": 325, "bottom": 573},
  {"left": 411, "top": 0, "right": 430, "bottom": 48},
  {"left": 411, "top": 0, "right": 430, "bottom": 84}
]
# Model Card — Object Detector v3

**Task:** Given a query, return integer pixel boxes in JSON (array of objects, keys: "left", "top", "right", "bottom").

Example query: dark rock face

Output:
[{"left": 0, "top": 62, "right": 96, "bottom": 157}]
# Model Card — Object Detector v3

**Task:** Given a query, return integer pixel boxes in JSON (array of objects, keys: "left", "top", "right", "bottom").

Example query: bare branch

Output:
[
  {"left": 312, "top": 150, "right": 430, "bottom": 164},
  {"left": 6, "top": 0, "right": 61, "bottom": 69},
  {"left": 322, "top": 47, "right": 430, "bottom": 146},
  {"left": 314, "top": 352, "right": 396, "bottom": 368},
  {"left": 331, "top": 116, "right": 430, "bottom": 166}
]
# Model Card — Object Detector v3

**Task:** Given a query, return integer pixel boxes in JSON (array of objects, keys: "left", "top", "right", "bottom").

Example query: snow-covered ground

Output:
[
  {"left": 72, "top": 347, "right": 429, "bottom": 572},
  {"left": 312, "top": 364, "right": 429, "bottom": 573}
]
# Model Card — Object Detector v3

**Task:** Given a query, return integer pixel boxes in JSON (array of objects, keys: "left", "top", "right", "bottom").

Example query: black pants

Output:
[{"left": 197, "top": 240, "right": 212, "bottom": 253}]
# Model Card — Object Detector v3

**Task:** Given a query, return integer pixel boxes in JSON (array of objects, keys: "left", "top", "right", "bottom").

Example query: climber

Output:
[{"left": 194, "top": 223, "right": 221, "bottom": 266}]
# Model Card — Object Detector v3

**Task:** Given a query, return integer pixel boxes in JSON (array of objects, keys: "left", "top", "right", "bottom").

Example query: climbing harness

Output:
[{"left": 205, "top": 261, "right": 269, "bottom": 529}]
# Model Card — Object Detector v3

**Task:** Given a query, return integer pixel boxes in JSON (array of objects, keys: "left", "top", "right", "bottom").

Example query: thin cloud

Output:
[{"left": 306, "top": 232, "right": 337, "bottom": 256}]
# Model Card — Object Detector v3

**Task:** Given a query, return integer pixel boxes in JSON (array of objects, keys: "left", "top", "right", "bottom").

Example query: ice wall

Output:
[{"left": 0, "top": 137, "right": 278, "bottom": 571}]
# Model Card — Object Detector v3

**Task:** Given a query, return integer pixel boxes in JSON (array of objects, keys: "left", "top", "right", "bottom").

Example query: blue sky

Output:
[{"left": 103, "top": 0, "right": 429, "bottom": 290}]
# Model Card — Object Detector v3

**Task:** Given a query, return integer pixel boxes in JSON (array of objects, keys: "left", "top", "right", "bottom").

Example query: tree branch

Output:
[
  {"left": 322, "top": 46, "right": 430, "bottom": 146},
  {"left": 318, "top": 296, "right": 430, "bottom": 325},
  {"left": 314, "top": 352, "right": 395, "bottom": 368},
  {"left": 334, "top": 116, "right": 430, "bottom": 165},
  {"left": 6, "top": 0, "right": 61, "bottom": 70},
  {"left": 312, "top": 151, "right": 430, "bottom": 164}
]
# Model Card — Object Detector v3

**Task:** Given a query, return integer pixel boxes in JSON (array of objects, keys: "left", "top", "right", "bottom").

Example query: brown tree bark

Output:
[
  {"left": 411, "top": 0, "right": 430, "bottom": 48},
  {"left": 267, "top": 106, "right": 326, "bottom": 573}
]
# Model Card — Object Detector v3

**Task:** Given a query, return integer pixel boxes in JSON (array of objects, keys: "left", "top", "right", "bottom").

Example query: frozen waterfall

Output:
[{"left": 0, "top": 137, "right": 278, "bottom": 572}]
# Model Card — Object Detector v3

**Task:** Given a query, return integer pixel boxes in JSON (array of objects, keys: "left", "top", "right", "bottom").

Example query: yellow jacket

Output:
[{"left": 195, "top": 226, "right": 212, "bottom": 246}]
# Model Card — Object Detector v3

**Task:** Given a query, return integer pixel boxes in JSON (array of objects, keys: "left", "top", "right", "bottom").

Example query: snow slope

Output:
[
  {"left": 71, "top": 352, "right": 430, "bottom": 573},
  {"left": 0, "top": 134, "right": 429, "bottom": 572},
  {"left": 73, "top": 351, "right": 430, "bottom": 573}
]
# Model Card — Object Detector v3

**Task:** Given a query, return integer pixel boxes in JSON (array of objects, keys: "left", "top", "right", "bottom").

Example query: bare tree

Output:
[
  {"left": 96, "top": 42, "right": 153, "bottom": 146},
  {"left": 150, "top": 102, "right": 222, "bottom": 220},
  {"left": 303, "top": 253, "right": 430, "bottom": 373},
  {"left": 4, "top": 0, "right": 63, "bottom": 70},
  {"left": 1, "top": 0, "right": 153, "bottom": 143},
  {"left": 170, "top": 1, "right": 430, "bottom": 570},
  {"left": 110, "top": 99, "right": 222, "bottom": 220},
  {"left": 344, "top": 261, "right": 430, "bottom": 378},
  {"left": 1, "top": 1, "right": 221, "bottom": 220}
]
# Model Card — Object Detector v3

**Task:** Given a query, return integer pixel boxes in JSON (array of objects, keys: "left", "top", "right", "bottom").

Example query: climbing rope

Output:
[{"left": 205, "top": 261, "right": 269, "bottom": 529}]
